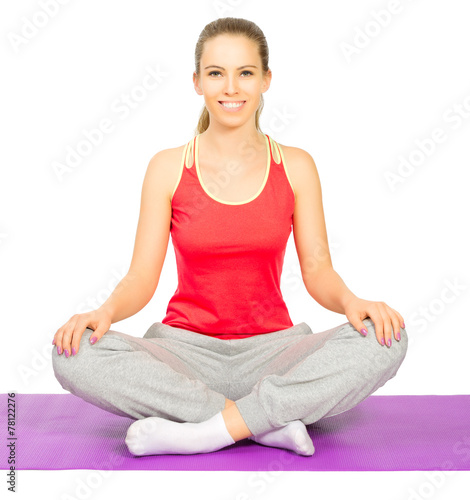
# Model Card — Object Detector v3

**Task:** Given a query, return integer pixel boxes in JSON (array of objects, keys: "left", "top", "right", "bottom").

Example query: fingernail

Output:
[
  {"left": 397, "top": 332, "right": 401, "bottom": 341},
  {"left": 52, "top": 338, "right": 56, "bottom": 345},
  {"left": 360, "top": 329, "right": 368, "bottom": 336},
  {"left": 57, "top": 346, "right": 62, "bottom": 355},
  {"left": 64, "top": 349, "right": 69, "bottom": 358},
  {"left": 72, "top": 347, "right": 77, "bottom": 356},
  {"left": 402, "top": 322, "right": 405, "bottom": 329},
  {"left": 387, "top": 339, "right": 391, "bottom": 347},
  {"left": 90, "top": 336, "right": 97, "bottom": 345},
  {"left": 380, "top": 338, "right": 385, "bottom": 346}
]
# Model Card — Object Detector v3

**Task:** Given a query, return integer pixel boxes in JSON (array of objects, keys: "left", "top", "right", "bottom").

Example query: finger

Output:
[
  {"left": 68, "top": 322, "right": 88, "bottom": 357},
  {"left": 387, "top": 307, "right": 405, "bottom": 341},
  {"left": 397, "top": 311, "right": 406, "bottom": 329},
  {"left": 60, "top": 327, "right": 75, "bottom": 359},
  {"left": 374, "top": 302, "right": 392, "bottom": 347},
  {"left": 70, "top": 322, "right": 96, "bottom": 356},
  {"left": 390, "top": 306, "right": 405, "bottom": 329},
  {"left": 367, "top": 309, "right": 385, "bottom": 346},
  {"left": 380, "top": 305, "right": 393, "bottom": 348},
  {"left": 388, "top": 308, "right": 403, "bottom": 342},
  {"left": 52, "top": 328, "right": 60, "bottom": 346},
  {"left": 346, "top": 311, "right": 369, "bottom": 337},
  {"left": 88, "top": 324, "right": 109, "bottom": 347},
  {"left": 53, "top": 328, "right": 65, "bottom": 355},
  {"left": 393, "top": 318, "right": 402, "bottom": 342},
  {"left": 59, "top": 316, "right": 79, "bottom": 358}
]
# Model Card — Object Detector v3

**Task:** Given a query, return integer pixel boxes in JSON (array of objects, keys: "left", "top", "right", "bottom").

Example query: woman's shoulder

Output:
[
  {"left": 149, "top": 137, "right": 195, "bottom": 172},
  {"left": 146, "top": 141, "right": 191, "bottom": 200},
  {"left": 274, "top": 141, "right": 319, "bottom": 196},
  {"left": 275, "top": 141, "right": 315, "bottom": 167},
  {"left": 149, "top": 142, "right": 188, "bottom": 164}
]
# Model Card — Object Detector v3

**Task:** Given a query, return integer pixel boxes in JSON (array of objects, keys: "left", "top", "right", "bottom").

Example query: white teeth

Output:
[{"left": 221, "top": 101, "right": 244, "bottom": 108}]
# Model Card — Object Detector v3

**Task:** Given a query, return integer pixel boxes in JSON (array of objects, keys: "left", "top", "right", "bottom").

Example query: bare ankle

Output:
[
  {"left": 221, "top": 402, "right": 252, "bottom": 440},
  {"left": 224, "top": 398, "right": 235, "bottom": 409}
]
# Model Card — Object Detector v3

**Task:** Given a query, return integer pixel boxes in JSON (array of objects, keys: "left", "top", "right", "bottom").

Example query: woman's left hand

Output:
[{"left": 343, "top": 297, "right": 405, "bottom": 347}]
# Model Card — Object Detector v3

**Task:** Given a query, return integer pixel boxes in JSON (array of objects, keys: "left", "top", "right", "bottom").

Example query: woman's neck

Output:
[{"left": 199, "top": 126, "right": 266, "bottom": 161}]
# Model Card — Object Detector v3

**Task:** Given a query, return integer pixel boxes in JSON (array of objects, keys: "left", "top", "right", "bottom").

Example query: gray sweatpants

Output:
[{"left": 51, "top": 318, "right": 408, "bottom": 436}]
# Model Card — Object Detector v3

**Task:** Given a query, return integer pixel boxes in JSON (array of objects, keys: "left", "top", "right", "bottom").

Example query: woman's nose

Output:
[{"left": 223, "top": 76, "right": 239, "bottom": 95}]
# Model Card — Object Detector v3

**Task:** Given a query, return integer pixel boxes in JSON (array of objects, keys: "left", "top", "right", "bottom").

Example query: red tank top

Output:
[{"left": 161, "top": 133, "right": 296, "bottom": 339}]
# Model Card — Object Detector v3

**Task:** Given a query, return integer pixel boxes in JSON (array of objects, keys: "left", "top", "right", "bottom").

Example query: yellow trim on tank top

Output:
[
  {"left": 270, "top": 137, "right": 281, "bottom": 164},
  {"left": 275, "top": 140, "right": 296, "bottom": 203},
  {"left": 194, "top": 133, "right": 271, "bottom": 206},
  {"left": 170, "top": 141, "right": 190, "bottom": 202}
]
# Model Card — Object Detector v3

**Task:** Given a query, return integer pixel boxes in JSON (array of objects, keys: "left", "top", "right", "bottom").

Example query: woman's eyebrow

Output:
[{"left": 204, "top": 65, "right": 258, "bottom": 70}]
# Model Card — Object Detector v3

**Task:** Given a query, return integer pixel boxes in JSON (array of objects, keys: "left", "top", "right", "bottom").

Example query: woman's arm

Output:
[
  {"left": 97, "top": 149, "right": 174, "bottom": 323},
  {"left": 95, "top": 270, "right": 157, "bottom": 324},
  {"left": 302, "top": 266, "right": 358, "bottom": 315},
  {"left": 96, "top": 149, "right": 176, "bottom": 324},
  {"left": 284, "top": 146, "right": 342, "bottom": 303},
  {"left": 282, "top": 145, "right": 404, "bottom": 346},
  {"left": 52, "top": 149, "right": 178, "bottom": 357}
]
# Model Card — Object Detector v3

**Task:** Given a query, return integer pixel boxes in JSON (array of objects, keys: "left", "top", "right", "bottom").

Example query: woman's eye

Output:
[{"left": 208, "top": 70, "right": 253, "bottom": 76}]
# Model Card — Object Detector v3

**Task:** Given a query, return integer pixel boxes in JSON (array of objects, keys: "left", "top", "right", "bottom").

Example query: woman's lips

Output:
[{"left": 217, "top": 100, "right": 246, "bottom": 112}]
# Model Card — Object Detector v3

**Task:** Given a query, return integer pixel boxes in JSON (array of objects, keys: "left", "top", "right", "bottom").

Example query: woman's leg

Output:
[
  {"left": 51, "top": 323, "right": 228, "bottom": 423},
  {"left": 233, "top": 318, "right": 408, "bottom": 437},
  {"left": 221, "top": 398, "right": 253, "bottom": 441}
]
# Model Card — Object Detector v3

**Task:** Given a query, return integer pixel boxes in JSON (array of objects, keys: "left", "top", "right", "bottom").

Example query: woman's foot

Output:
[
  {"left": 248, "top": 420, "right": 315, "bottom": 456},
  {"left": 125, "top": 411, "right": 235, "bottom": 456}
]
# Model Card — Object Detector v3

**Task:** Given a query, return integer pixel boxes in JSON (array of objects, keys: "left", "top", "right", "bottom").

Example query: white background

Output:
[{"left": 1, "top": 0, "right": 469, "bottom": 498}]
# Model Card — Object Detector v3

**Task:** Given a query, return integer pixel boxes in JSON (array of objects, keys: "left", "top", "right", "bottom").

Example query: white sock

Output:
[
  {"left": 248, "top": 420, "right": 315, "bottom": 456},
  {"left": 125, "top": 411, "right": 236, "bottom": 456}
]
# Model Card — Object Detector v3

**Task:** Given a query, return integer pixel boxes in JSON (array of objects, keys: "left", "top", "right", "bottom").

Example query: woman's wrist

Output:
[
  {"left": 96, "top": 304, "right": 115, "bottom": 321},
  {"left": 341, "top": 293, "right": 360, "bottom": 313}
]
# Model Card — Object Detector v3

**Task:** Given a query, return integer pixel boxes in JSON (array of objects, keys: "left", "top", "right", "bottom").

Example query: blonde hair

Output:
[{"left": 194, "top": 17, "right": 270, "bottom": 135}]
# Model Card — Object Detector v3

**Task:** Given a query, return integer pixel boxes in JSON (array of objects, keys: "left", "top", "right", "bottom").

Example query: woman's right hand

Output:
[{"left": 52, "top": 308, "right": 112, "bottom": 358}]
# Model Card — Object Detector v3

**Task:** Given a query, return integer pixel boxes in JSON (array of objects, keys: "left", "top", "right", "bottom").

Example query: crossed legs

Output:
[{"left": 52, "top": 319, "right": 408, "bottom": 456}]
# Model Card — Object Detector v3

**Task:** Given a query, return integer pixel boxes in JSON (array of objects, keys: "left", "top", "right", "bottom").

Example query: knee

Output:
[
  {"left": 386, "top": 323, "right": 408, "bottom": 366},
  {"left": 362, "top": 319, "right": 408, "bottom": 373},
  {"left": 51, "top": 327, "right": 95, "bottom": 390},
  {"left": 395, "top": 326, "right": 409, "bottom": 363},
  {"left": 384, "top": 326, "right": 408, "bottom": 380}
]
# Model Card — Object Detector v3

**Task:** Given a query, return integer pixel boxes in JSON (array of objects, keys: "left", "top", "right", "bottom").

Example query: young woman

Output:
[{"left": 52, "top": 17, "right": 408, "bottom": 457}]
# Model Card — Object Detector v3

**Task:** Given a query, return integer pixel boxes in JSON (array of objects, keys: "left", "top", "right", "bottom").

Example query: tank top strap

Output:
[
  {"left": 181, "top": 136, "right": 195, "bottom": 169},
  {"left": 266, "top": 135, "right": 282, "bottom": 165},
  {"left": 266, "top": 135, "right": 296, "bottom": 201}
]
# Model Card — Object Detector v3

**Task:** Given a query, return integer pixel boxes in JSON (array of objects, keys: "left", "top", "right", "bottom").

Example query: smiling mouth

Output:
[{"left": 218, "top": 101, "right": 246, "bottom": 109}]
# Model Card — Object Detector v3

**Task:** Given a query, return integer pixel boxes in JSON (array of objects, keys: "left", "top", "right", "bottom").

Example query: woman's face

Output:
[{"left": 194, "top": 34, "right": 271, "bottom": 126}]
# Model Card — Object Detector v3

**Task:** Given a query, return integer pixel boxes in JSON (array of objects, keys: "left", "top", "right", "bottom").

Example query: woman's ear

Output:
[
  {"left": 193, "top": 72, "right": 203, "bottom": 96},
  {"left": 262, "top": 69, "right": 272, "bottom": 93}
]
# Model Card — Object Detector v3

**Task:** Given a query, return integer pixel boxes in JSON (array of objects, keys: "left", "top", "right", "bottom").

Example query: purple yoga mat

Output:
[{"left": 1, "top": 393, "right": 469, "bottom": 471}]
